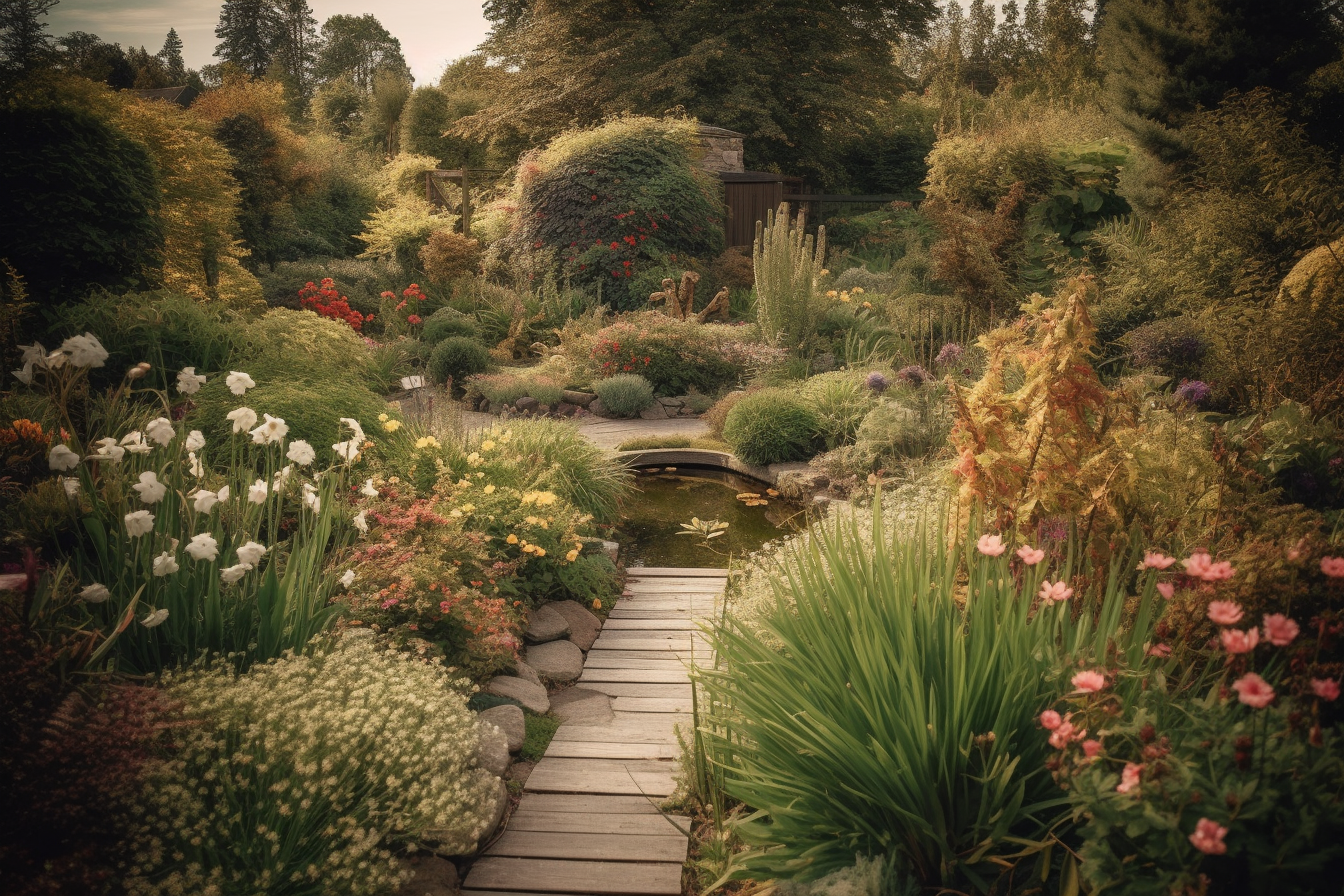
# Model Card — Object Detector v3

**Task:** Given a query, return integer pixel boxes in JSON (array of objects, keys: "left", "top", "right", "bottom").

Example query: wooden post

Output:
[{"left": 461, "top": 168, "right": 472, "bottom": 237}]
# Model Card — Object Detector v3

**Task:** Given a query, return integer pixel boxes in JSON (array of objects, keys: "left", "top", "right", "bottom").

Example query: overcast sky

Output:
[{"left": 46, "top": 0, "right": 492, "bottom": 84}]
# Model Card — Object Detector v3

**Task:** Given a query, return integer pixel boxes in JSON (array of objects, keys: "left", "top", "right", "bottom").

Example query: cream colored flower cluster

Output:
[{"left": 122, "top": 638, "right": 498, "bottom": 895}]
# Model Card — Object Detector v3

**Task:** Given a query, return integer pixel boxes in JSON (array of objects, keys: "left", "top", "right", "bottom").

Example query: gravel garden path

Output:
[{"left": 462, "top": 566, "right": 727, "bottom": 896}]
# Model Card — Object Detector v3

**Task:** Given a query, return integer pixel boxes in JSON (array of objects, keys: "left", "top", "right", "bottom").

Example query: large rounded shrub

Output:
[
  {"left": 500, "top": 116, "right": 725, "bottom": 310},
  {"left": 593, "top": 374, "right": 655, "bottom": 418},
  {"left": 422, "top": 306, "right": 479, "bottom": 344},
  {"left": 722, "top": 388, "right": 821, "bottom": 465},
  {"left": 429, "top": 337, "right": 492, "bottom": 388},
  {"left": 190, "top": 377, "right": 393, "bottom": 457}
]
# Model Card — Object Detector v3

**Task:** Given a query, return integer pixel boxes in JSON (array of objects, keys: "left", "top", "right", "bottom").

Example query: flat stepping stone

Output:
[
  {"left": 513, "top": 660, "right": 543, "bottom": 687},
  {"left": 549, "top": 687, "right": 613, "bottom": 726},
  {"left": 462, "top": 857, "right": 682, "bottom": 895},
  {"left": 479, "top": 704, "right": 525, "bottom": 753},
  {"left": 547, "top": 601, "right": 603, "bottom": 650},
  {"left": 524, "top": 604, "right": 571, "bottom": 644},
  {"left": 486, "top": 676, "right": 550, "bottom": 714},
  {"left": 525, "top": 640, "right": 585, "bottom": 682}
]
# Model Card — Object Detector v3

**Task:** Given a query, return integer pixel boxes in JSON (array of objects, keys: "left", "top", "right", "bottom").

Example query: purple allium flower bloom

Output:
[
  {"left": 935, "top": 342, "right": 964, "bottom": 367},
  {"left": 865, "top": 371, "right": 890, "bottom": 394},
  {"left": 1174, "top": 379, "right": 1212, "bottom": 406},
  {"left": 896, "top": 365, "right": 932, "bottom": 387}
]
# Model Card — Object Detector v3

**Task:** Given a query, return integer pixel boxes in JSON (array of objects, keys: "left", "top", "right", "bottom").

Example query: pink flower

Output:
[
  {"left": 1049, "top": 720, "right": 1082, "bottom": 749},
  {"left": 1082, "top": 738, "right": 1103, "bottom": 759},
  {"left": 1232, "top": 672, "right": 1275, "bottom": 708},
  {"left": 1116, "top": 762, "right": 1142, "bottom": 794},
  {"left": 1141, "top": 552, "right": 1177, "bottom": 570},
  {"left": 1204, "top": 560, "right": 1236, "bottom": 581},
  {"left": 1183, "top": 551, "right": 1214, "bottom": 578},
  {"left": 1147, "top": 643, "right": 1172, "bottom": 657},
  {"left": 1207, "top": 600, "right": 1243, "bottom": 626},
  {"left": 1312, "top": 678, "right": 1340, "bottom": 701},
  {"left": 977, "top": 534, "right": 1006, "bottom": 557},
  {"left": 1072, "top": 670, "right": 1107, "bottom": 693},
  {"left": 1189, "top": 818, "right": 1228, "bottom": 855},
  {"left": 1040, "top": 709, "right": 1062, "bottom": 730},
  {"left": 1322, "top": 556, "right": 1344, "bottom": 578},
  {"left": 1038, "top": 580, "right": 1074, "bottom": 603},
  {"left": 1016, "top": 545, "right": 1046, "bottom": 565},
  {"left": 1156, "top": 582, "right": 1175, "bottom": 600},
  {"left": 1262, "top": 614, "right": 1300, "bottom": 647},
  {"left": 1220, "top": 627, "right": 1259, "bottom": 654}
]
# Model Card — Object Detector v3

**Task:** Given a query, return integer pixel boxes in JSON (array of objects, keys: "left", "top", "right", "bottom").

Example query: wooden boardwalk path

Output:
[{"left": 463, "top": 567, "right": 727, "bottom": 896}]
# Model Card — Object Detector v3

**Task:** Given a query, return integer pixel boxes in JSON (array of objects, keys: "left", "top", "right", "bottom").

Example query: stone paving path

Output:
[{"left": 462, "top": 566, "right": 728, "bottom": 896}]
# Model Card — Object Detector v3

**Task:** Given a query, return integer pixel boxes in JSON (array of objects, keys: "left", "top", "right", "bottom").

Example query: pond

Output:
[{"left": 617, "top": 467, "right": 806, "bottom": 568}]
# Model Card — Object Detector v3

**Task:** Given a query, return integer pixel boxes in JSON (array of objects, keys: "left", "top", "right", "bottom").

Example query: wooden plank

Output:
[
  {"left": 513, "top": 794, "right": 664, "bottom": 814},
  {"left": 552, "top": 717, "right": 687, "bottom": 744},
  {"left": 527, "top": 758, "right": 678, "bottom": 796},
  {"left": 627, "top": 567, "right": 727, "bottom": 577},
  {"left": 507, "top": 811, "right": 690, "bottom": 836},
  {"left": 579, "top": 682, "right": 692, "bottom": 698},
  {"left": 581, "top": 653, "right": 689, "bottom": 670},
  {"left": 463, "top": 857, "right": 682, "bottom": 895},
  {"left": 486, "top": 830, "right": 688, "bottom": 863},
  {"left": 590, "top": 638, "right": 702, "bottom": 653},
  {"left": 608, "top": 607, "right": 695, "bottom": 618},
  {"left": 545, "top": 740, "right": 681, "bottom": 759},
  {"left": 602, "top": 618, "right": 699, "bottom": 631},
  {"left": 612, "top": 696, "right": 694, "bottom": 713},
  {"left": 597, "top": 629, "right": 704, "bottom": 640},
  {"left": 580, "top": 667, "right": 692, "bottom": 683}
]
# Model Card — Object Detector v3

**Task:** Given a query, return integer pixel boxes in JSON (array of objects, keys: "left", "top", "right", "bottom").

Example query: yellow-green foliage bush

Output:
[
  {"left": 122, "top": 638, "right": 500, "bottom": 895},
  {"left": 722, "top": 388, "right": 822, "bottom": 465},
  {"left": 592, "top": 373, "right": 655, "bottom": 417},
  {"left": 801, "top": 371, "right": 875, "bottom": 449},
  {"left": 240, "top": 308, "right": 372, "bottom": 384}
]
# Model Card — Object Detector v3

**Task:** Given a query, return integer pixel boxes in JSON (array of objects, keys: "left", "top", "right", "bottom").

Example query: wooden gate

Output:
[{"left": 719, "top": 172, "right": 803, "bottom": 247}]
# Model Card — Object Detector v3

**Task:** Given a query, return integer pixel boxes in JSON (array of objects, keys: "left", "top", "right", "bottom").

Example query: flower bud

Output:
[{"left": 126, "top": 361, "right": 152, "bottom": 381}]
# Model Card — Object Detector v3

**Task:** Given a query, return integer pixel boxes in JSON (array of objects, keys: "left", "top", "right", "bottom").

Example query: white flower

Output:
[
  {"left": 340, "top": 569, "right": 356, "bottom": 589},
  {"left": 48, "top": 444, "right": 80, "bottom": 471},
  {"left": 44, "top": 350, "right": 66, "bottom": 369},
  {"left": 140, "top": 608, "right": 169, "bottom": 628},
  {"left": 185, "top": 430, "right": 206, "bottom": 451},
  {"left": 185, "top": 533, "right": 219, "bottom": 562},
  {"left": 61, "top": 476, "right": 79, "bottom": 498},
  {"left": 12, "top": 363, "right": 33, "bottom": 384},
  {"left": 301, "top": 482, "right": 320, "bottom": 513},
  {"left": 226, "top": 371, "right": 256, "bottom": 395},
  {"left": 249, "top": 413, "right": 288, "bottom": 445},
  {"left": 273, "top": 464, "right": 294, "bottom": 487},
  {"left": 287, "top": 440, "right": 315, "bottom": 465},
  {"left": 217, "top": 484, "right": 230, "bottom": 501},
  {"left": 60, "top": 333, "right": 109, "bottom": 368},
  {"left": 247, "top": 479, "right": 268, "bottom": 504},
  {"left": 124, "top": 510, "right": 155, "bottom": 536},
  {"left": 220, "top": 563, "right": 252, "bottom": 584},
  {"left": 191, "top": 489, "right": 219, "bottom": 513},
  {"left": 360, "top": 478, "right": 378, "bottom": 498},
  {"left": 339, "top": 417, "right": 366, "bottom": 443},
  {"left": 177, "top": 367, "right": 207, "bottom": 394},
  {"left": 152, "top": 551, "right": 179, "bottom": 577},
  {"left": 120, "top": 431, "right": 152, "bottom": 455},
  {"left": 19, "top": 343, "right": 46, "bottom": 366},
  {"left": 132, "top": 471, "right": 167, "bottom": 504},
  {"left": 236, "top": 541, "right": 267, "bottom": 567},
  {"left": 89, "top": 437, "right": 125, "bottom": 463},
  {"left": 80, "top": 583, "right": 110, "bottom": 603},
  {"left": 352, "top": 510, "right": 368, "bottom": 534},
  {"left": 145, "top": 417, "right": 176, "bottom": 446},
  {"left": 332, "top": 440, "right": 360, "bottom": 463},
  {"left": 187, "top": 451, "right": 204, "bottom": 478},
  {"left": 226, "top": 407, "right": 258, "bottom": 434}
]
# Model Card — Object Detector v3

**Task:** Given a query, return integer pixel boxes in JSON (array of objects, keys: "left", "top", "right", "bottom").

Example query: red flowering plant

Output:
[
  {"left": 377, "top": 283, "right": 428, "bottom": 339},
  {"left": 1044, "top": 548, "right": 1344, "bottom": 895},
  {"left": 298, "top": 278, "right": 372, "bottom": 332},
  {"left": 578, "top": 314, "right": 745, "bottom": 395}
]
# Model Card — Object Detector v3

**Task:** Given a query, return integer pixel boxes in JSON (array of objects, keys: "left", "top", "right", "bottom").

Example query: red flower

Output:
[{"left": 407, "top": 314, "right": 422, "bottom": 325}]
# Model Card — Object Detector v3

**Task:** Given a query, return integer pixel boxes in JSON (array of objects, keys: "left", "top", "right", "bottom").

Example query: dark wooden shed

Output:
[{"left": 719, "top": 171, "right": 803, "bottom": 248}]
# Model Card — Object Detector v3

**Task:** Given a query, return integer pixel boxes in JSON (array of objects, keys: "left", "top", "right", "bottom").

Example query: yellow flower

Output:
[
  {"left": 521, "top": 490, "right": 558, "bottom": 507},
  {"left": 483, "top": 484, "right": 496, "bottom": 494},
  {"left": 534, "top": 547, "right": 546, "bottom": 557},
  {"left": 449, "top": 509, "right": 463, "bottom": 518},
  {"left": 825, "top": 290, "right": 838, "bottom": 298},
  {"left": 457, "top": 478, "right": 471, "bottom": 488},
  {"left": 414, "top": 436, "right": 440, "bottom": 450},
  {"left": 820, "top": 268, "right": 830, "bottom": 276},
  {"left": 521, "top": 543, "right": 536, "bottom": 554},
  {"left": 466, "top": 452, "right": 482, "bottom": 466},
  {"left": 460, "top": 503, "right": 475, "bottom": 513},
  {"left": 840, "top": 292, "right": 851, "bottom": 303},
  {"left": 381, "top": 419, "right": 402, "bottom": 433},
  {"left": 592, "top": 598, "right": 602, "bottom": 610},
  {"left": 565, "top": 549, "right": 579, "bottom": 562},
  {"left": 506, "top": 533, "right": 519, "bottom": 544},
  {"left": 852, "top": 287, "right": 864, "bottom": 294},
  {"left": 480, "top": 440, "right": 496, "bottom": 451},
  {"left": 378, "top": 413, "right": 389, "bottom": 422},
  {"left": 862, "top": 301, "right": 872, "bottom": 309}
]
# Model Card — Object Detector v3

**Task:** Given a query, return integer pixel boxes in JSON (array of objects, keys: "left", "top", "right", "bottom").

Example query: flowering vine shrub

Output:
[{"left": 299, "top": 278, "right": 372, "bottom": 332}]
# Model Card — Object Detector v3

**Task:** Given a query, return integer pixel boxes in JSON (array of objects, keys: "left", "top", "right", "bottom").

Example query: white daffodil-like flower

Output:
[
  {"left": 191, "top": 489, "right": 219, "bottom": 513},
  {"left": 45, "top": 350, "right": 66, "bottom": 369},
  {"left": 287, "top": 440, "right": 315, "bottom": 465},
  {"left": 236, "top": 541, "right": 267, "bottom": 567},
  {"left": 339, "top": 417, "right": 366, "bottom": 443},
  {"left": 188, "top": 451, "right": 204, "bottom": 478},
  {"left": 220, "top": 563, "right": 252, "bottom": 584},
  {"left": 247, "top": 479, "right": 268, "bottom": 504},
  {"left": 140, "top": 608, "right": 169, "bottom": 628},
  {"left": 89, "top": 437, "right": 125, "bottom": 463},
  {"left": 152, "top": 551, "right": 180, "bottom": 577},
  {"left": 185, "top": 533, "right": 219, "bottom": 562},
  {"left": 124, "top": 510, "right": 155, "bottom": 536},
  {"left": 185, "top": 430, "right": 206, "bottom": 451},
  {"left": 332, "top": 440, "right": 360, "bottom": 463},
  {"left": 226, "top": 371, "right": 256, "bottom": 395},
  {"left": 120, "top": 431, "right": 152, "bottom": 455},
  {"left": 60, "top": 333, "right": 109, "bottom": 368},
  {"left": 352, "top": 510, "right": 368, "bottom": 534},
  {"left": 301, "top": 482, "right": 320, "bottom": 513},
  {"left": 340, "top": 569, "right": 356, "bottom": 589},
  {"left": 12, "top": 363, "right": 33, "bottom": 384},
  {"left": 60, "top": 477, "right": 79, "bottom": 498},
  {"left": 249, "top": 414, "right": 288, "bottom": 445},
  {"left": 145, "top": 417, "right": 176, "bottom": 446},
  {"left": 19, "top": 343, "right": 46, "bottom": 366},
  {"left": 226, "top": 407, "right": 258, "bottom": 434},
  {"left": 177, "top": 367, "right": 207, "bottom": 394},
  {"left": 80, "top": 583, "right": 111, "bottom": 603},
  {"left": 132, "top": 471, "right": 168, "bottom": 504},
  {"left": 217, "top": 484, "right": 230, "bottom": 501},
  {"left": 273, "top": 464, "right": 293, "bottom": 487},
  {"left": 48, "top": 444, "right": 80, "bottom": 471},
  {"left": 360, "top": 478, "right": 378, "bottom": 498}
]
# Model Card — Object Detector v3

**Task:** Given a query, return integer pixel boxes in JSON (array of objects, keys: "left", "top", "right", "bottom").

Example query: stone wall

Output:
[{"left": 696, "top": 125, "right": 745, "bottom": 173}]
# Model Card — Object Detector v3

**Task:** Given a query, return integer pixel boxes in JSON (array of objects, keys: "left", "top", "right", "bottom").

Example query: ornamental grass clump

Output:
[
  {"left": 121, "top": 637, "right": 500, "bottom": 896},
  {"left": 699, "top": 498, "right": 1166, "bottom": 890},
  {"left": 592, "top": 373, "right": 655, "bottom": 417},
  {"left": 753, "top": 203, "right": 828, "bottom": 353},
  {"left": 721, "top": 388, "right": 821, "bottom": 465}
]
